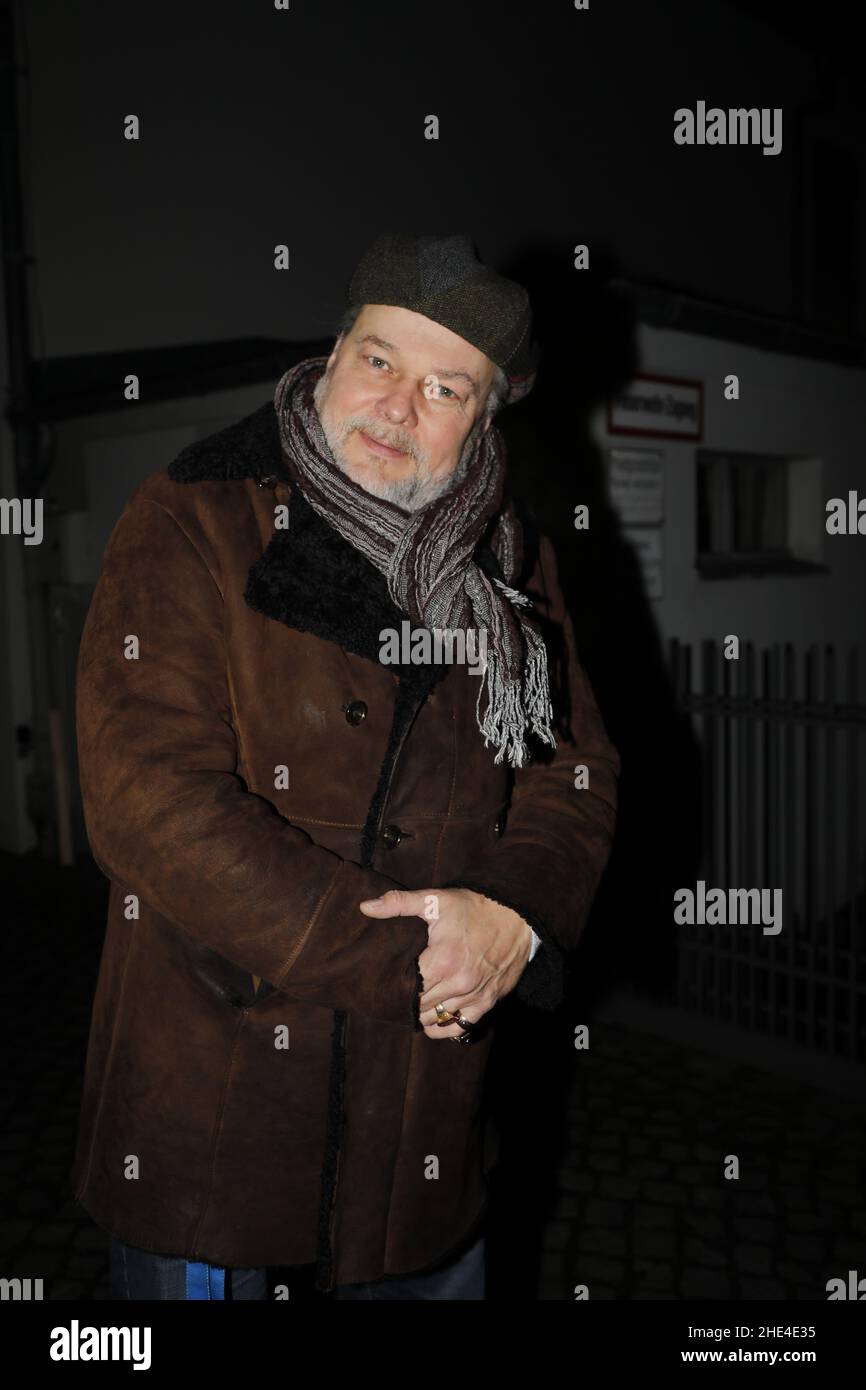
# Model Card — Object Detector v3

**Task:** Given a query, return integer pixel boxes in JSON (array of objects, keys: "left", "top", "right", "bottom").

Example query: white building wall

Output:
[{"left": 591, "top": 323, "right": 866, "bottom": 654}]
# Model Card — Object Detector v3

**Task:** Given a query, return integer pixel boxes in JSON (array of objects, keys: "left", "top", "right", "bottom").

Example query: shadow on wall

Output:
[
  {"left": 482, "top": 241, "right": 704, "bottom": 1299},
  {"left": 497, "top": 239, "right": 704, "bottom": 1009}
]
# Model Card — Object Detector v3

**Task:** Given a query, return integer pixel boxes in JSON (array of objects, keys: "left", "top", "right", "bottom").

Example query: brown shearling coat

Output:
[{"left": 70, "top": 396, "right": 620, "bottom": 1291}]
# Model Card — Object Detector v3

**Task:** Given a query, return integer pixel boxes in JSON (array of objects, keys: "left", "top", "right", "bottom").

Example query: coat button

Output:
[
  {"left": 493, "top": 816, "right": 505, "bottom": 837},
  {"left": 382, "top": 823, "right": 403, "bottom": 849},
  {"left": 344, "top": 700, "right": 368, "bottom": 725}
]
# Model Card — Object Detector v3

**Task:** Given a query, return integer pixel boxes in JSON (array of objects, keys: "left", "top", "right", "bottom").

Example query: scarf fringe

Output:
[
  {"left": 476, "top": 631, "right": 556, "bottom": 768},
  {"left": 493, "top": 577, "right": 531, "bottom": 607}
]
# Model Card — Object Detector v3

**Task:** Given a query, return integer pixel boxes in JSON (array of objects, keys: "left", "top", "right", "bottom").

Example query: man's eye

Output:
[
  {"left": 367, "top": 356, "right": 389, "bottom": 370},
  {"left": 426, "top": 379, "right": 457, "bottom": 400}
]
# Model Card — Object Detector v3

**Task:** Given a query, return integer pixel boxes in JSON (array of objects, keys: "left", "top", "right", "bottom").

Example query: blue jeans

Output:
[
  {"left": 109, "top": 1231, "right": 486, "bottom": 1301},
  {"left": 334, "top": 1232, "right": 486, "bottom": 1300}
]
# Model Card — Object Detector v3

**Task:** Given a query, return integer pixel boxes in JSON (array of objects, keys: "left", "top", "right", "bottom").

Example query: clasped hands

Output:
[{"left": 359, "top": 887, "right": 533, "bottom": 1040}]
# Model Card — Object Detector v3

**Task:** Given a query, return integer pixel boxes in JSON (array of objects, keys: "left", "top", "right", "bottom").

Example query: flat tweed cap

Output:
[{"left": 347, "top": 232, "right": 538, "bottom": 406}]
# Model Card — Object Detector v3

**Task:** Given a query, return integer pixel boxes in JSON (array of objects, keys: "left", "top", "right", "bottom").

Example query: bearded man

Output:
[{"left": 71, "top": 231, "right": 620, "bottom": 1301}]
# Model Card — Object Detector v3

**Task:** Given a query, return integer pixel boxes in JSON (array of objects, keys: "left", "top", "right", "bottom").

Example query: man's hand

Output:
[{"left": 359, "top": 888, "right": 533, "bottom": 1040}]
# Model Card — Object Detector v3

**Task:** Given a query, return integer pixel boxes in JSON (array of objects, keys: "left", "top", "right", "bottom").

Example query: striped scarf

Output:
[{"left": 274, "top": 357, "right": 555, "bottom": 768}]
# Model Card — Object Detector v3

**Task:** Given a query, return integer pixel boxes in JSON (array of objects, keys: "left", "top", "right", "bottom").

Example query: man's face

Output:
[{"left": 313, "top": 303, "right": 498, "bottom": 510}]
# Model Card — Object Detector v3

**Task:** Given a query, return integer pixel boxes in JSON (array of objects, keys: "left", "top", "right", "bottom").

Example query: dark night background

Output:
[{"left": 1, "top": 0, "right": 865, "bottom": 1312}]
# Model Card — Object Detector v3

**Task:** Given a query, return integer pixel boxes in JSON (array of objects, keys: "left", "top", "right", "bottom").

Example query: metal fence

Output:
[{"left": 668, "top": 638, "right": 866, "bottom": 1065}]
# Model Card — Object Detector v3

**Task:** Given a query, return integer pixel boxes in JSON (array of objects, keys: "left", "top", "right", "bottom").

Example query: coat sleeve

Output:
[
  {"left": 75, "top": 490, "right": 429, "bottom": 1030},
  {"left": 444, "top": 533, "right": 620, "bottom": 1010}
]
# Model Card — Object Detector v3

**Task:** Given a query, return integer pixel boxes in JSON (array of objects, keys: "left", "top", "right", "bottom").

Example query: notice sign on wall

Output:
[
  {"left": 608, "top": 447, "right": 664, "bottom": 525},
  {"left": 607, "top": 372, "right": 703, "bottom": 440},
  {"left": 623, "top": 526, "right": 663, "bottom": 599}
]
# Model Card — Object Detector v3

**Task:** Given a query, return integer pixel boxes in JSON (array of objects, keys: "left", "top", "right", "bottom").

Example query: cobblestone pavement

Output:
[
  {"left": 2, "top": 851, "right": 864, "bottom": 1301},
  {"left": 532, "top": 1023, "right": 866, "bottom": 1301}
]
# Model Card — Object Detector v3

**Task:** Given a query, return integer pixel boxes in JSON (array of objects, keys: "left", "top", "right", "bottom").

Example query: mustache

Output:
[{"left": 342, "top": 418, "right": 419, "bottom": 459}]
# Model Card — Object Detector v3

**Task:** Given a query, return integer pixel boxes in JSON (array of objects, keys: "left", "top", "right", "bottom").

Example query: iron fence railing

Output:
[{"left": 669, "top": 639, "right": 866, "bottom": 1064}]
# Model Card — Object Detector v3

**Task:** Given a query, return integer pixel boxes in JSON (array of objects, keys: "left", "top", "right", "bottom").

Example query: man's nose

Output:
[{"left": 375, "top": 383, "right": 418, "bottom": 425}]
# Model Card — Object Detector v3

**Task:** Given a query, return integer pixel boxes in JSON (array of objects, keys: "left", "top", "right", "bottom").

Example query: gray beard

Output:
[
  {"left": 313, "top": 378, "right": 484, "bottom": 512},
  {"left": 368, "top": 438, "right": 477, "bottom": 510}
]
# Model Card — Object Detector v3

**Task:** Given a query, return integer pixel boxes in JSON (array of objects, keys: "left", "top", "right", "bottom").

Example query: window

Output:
[{"left": 696, "top": 449, "right": 826, "bottom": 577}]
